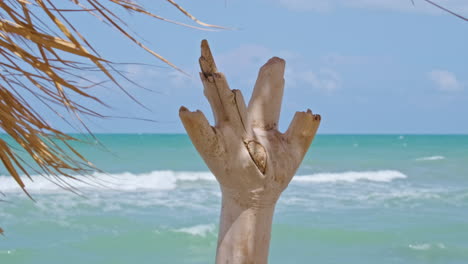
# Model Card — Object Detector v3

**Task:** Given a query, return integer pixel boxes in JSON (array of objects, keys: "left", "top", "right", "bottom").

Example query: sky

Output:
[{"left": 42, "top": 0, "right": 468, "bottom": 134}]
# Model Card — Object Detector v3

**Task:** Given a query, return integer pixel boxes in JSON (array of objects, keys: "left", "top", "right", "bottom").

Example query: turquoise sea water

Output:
[{"left": 1, "top": 134, "right": 468, "bottom": 263}]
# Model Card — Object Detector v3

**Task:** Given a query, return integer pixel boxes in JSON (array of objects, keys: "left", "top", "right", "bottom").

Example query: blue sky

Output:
[{"left": 50, "top": 0, "right": 468, "bottom": 134}]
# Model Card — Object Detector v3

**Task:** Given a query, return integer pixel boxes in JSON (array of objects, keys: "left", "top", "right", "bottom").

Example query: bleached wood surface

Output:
[{"left": 180, "top": 40, "right": 320, "bottom": 264}]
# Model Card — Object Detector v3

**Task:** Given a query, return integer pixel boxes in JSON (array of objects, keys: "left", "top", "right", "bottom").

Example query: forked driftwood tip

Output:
[
  {"left": 200, "top": 39, "right": 217, "bottom": 75},
  {"left": 265, "top": 56, "right": 285, "bottom": 65}
]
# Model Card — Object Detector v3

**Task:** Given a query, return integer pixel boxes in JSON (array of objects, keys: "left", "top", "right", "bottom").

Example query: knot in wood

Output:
[{"left": 244, "top": 140, "right": 267, "bottom": 174}]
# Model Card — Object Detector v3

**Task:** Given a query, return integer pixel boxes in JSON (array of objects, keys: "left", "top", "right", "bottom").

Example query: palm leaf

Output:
[
  {"left": 0, "top": 0, "right": 219, "bottom": 201},
  {"left": 415, "top": 0, "right": 468, "bottom": 21}
]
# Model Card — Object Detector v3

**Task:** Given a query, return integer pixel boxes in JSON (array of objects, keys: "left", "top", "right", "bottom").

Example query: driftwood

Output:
[{"left": 179, "top": 40, "right": 321, "bottom": 264}]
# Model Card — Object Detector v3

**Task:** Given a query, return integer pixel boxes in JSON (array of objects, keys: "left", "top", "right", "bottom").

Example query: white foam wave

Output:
[
  {"left": 0, "top": 171, "right": 215, "bottom": 193},
  {"left": 173, "top": 224, "right": 216, "bottom": 237},
  {"left": 416, "top": 156, "right": 445, "bottom": 161},
  {"left": 409, "top": 243, "right": 446, "bottom": 251},
  {"left": 0, "top": 169, "right": 406, "bottom": 194},
  {"left": 409, "top": 243, "right": 431, "bottom": 250},
  {"left": 294, "top": 170, "right": 407, "bottom": 183}
]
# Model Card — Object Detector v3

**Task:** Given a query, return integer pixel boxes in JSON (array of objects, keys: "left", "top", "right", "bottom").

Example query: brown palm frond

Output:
[
  {"left": 413, "top": 0, "right": 468, "bottom": 21},
  {"left": 0, "top": 0, "right": 220, "bottom": 198},
  {"left": 423, "top": 0, "right": 468, "bottom": 21}
]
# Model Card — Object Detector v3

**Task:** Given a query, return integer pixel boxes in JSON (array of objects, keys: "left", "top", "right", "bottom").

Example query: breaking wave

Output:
[
  {"left": 0, "top": 171, "right": 215, "bottom": 193},
  {"left": 172, "top": 224, "right": 216, "bottom": 237},
  {"left": 416, "top": 156, "right": 445, "bottom": 161},
  {"left": 294, "top": 170, "right": 407, "bottom": 183},
  {"left": 409, "top": 243, "right": 446, "bottom": 251},
  {"left": 0, "top": 170, "right": 406, "bottom": 193}
]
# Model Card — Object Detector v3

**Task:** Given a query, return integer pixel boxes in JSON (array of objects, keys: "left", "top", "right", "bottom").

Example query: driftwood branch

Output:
[{"left": 180, "top": 40, "right": 321, "bottom": 264}]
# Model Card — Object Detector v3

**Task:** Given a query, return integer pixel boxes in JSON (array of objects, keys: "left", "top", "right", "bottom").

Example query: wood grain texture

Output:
[{"left": 179, "top": 40, "right": 321, "bottom": 264}]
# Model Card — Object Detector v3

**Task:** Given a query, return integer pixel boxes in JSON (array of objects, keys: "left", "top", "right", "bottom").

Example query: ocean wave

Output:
[
  {"left": 0, "top": 171, "right": 214, "bottom": 193},
  {"left": 294, "top": 170, "right": 407, "bottom": 183},
  {"left": 0, "top": 170, "right": 406, "bottom": 193},
  {"left": 172, "top": 224, "right": 216, "bottom": 237},
  {"left": 409, "top": 243, "right": 446, "bottom": 251},
  {"left": 415, "top": 156, "right": 445, "bottom": 161}
]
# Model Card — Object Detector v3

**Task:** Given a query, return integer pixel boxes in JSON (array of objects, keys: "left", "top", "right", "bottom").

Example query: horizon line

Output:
[{"left": 1, "top": 132, "right": 467, "bottom": 136}]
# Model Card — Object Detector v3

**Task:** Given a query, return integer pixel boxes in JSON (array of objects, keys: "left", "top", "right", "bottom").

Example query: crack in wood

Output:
[{"left": 244, "top": 140, "right": 267, "bottom": 174}]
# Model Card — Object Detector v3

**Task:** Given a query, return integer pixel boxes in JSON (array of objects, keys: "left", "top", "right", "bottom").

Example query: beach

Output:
[{"left": 1, "top": 134, "right": 467, "bottom": 263}]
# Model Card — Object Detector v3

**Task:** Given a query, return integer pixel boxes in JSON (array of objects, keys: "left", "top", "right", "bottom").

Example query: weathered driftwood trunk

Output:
[{"left": 180, "top": 40, "right": 321, "bottom": 264}]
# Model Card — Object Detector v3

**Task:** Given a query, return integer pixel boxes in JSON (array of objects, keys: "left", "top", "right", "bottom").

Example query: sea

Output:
[{"left": 0, "top": 134, "right": 467, "bottom": 263}]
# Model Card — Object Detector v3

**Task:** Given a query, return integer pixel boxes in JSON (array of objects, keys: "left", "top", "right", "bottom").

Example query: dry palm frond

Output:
[
  {"left": 0, "top": 0, "right": 220, "bottom": 198},
  {"left": 423, "top": 0, "right": 468, "bottom": 21},
  {"left": 413, "top": 0, "right": 468, "bottom": 21}
]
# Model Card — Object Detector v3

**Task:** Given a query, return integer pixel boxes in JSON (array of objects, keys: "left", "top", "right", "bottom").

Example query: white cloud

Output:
[
  {"left": 321, "top": 53, "right": 375, "bottom": 66},
  {"left": 429, "top": 69, "right": 464, "bottom": 92},
  {"left": 168, "top": 70, "right": 193, "bottom": 89},
  {"left": 287, "top": 68, "right": 340, "bottom": 93},
  {"left": 276, "top": 0, "right": 468, "bottom": 14},
  {"left": 124, "top": 64, "right": 196, "bottom": 94},
  {"left": 215, "top": 44, "right": 341, "bottom": 94},
  {"left": 278, "top": 0, "right": 333, "bottom": 12},
  {"left": 125, "top": 64, "right": 161, "bottom": 80},
  {"left": 216, "top": 44, "right": 273, "bottom": 79}
]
